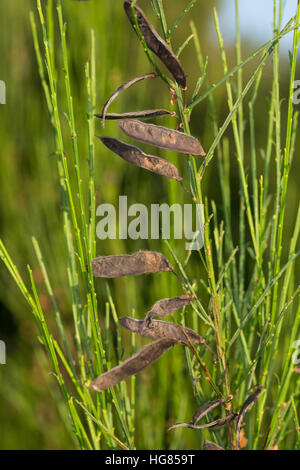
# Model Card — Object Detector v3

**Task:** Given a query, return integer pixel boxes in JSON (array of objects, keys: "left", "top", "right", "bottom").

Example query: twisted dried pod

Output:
[
  {"left": 168, "top": 413, "right": 237, "bottom": 432},
  {"left": 99, "top": 137, "right": 182, "bottom": 181},
  {"left": 168, "top": 396, "right": 233, "bottom": 431},
  {"left": 118, "top": 120, "right": 205, "bottom": 156},
  {"left": 120, "top": 317, "right": 204, "bottom": 346},
  {"left": 124, "top": 1, "right": 187, "bottom": 88},
  {"left": 236, "top": 386, "right": 263, "bottom": 450}
]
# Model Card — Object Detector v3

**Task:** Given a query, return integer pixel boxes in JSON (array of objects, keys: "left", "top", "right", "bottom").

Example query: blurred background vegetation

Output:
[{"left": 0, "top": 0, "right": 299, "bottom": 449}]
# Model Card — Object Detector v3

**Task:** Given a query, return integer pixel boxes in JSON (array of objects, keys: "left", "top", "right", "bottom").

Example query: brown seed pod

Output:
[
  {"left": 99, "top": 137, "right": 182, "bottom": 181},
  {"left": 101, "top": 72, "right": 157, "bottom": 127},
  {"left": 118, "top": 120, "right": 205, "bottom": 156},
  {"left": 145, "top": 295, "right": 193, "bottom": 324},
  {"left": 203, "top": 441, "right": 225, "bottom": 451},
  {"left": 120, "top": 317, "right": 204, "bottom": 346},
  {"left": 95, "top": 109, "right": 177, "bottom": 121},
  {"left": 168, "top": 413, "right": 237, "bottom": 432},
  {"left": 92, "top": 338, "right": 175, "bottom": 392},
  {"left": 236, "top": 386, "right": 263, "bottom": 450},
  {"left": 192, "top": 397, "right": 232, "bottom": 425},
  {"left": 124, "top": 1, "right": 187, "bottom": 89},
  {"left": 92, "top": 251, "right": 174, "bottom": 278}
]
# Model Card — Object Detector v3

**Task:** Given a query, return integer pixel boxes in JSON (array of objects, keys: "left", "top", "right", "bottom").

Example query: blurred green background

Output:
[{"left": 0, "top": 0, "right": 299, "bottom": 449}]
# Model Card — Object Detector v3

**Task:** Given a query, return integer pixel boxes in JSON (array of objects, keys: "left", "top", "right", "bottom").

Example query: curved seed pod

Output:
[
  {"left": 95, "top": 109, "right": 177, "bottom": 121},
  {"left": 92, "top": 338, "right": 175, "bottom": 391},
  {"left": 236, "top": 386, "right": 263, "bottom": 450},
  {"left": 192, "top": 397, "right": 232, "bottom": 425},
  {"left": 203, "top": 441, "right": 225, "bottom": 451},
  {"left": 118, "top": 120, "right": 205, "bottom": 156},
  {"left": 99, "top": 137, "right": 182, "bottom": 181},
  {"left": 120, "top": 317, "right": 204, "bottom": 346},
  {"left": 145, "top": 295, "right": 193, "bottom": 324},
  {"left": 101, "top": 72, "right": 157, "bottom": 127},
  {"left": 168, "top": 413, "right": 237, "bottom": 432},
  {"left": 124, "top": 1, "right": 187, "bottom": 89},
  {"left": 92, "top": 251, "right": 174, "bottom": 278}
]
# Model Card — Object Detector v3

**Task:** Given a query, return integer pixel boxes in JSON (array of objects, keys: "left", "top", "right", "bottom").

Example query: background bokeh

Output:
[{"left": 0, "top": 0, "right": 299, "bottom": 449}]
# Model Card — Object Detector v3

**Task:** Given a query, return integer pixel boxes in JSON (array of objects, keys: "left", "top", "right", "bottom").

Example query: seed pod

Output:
[
  {"left": 101, "top": 73, "right": 157, "bottom": 127},
  {"left": 168, "top": 413, "right": 236, "bottom": 431},
  {"left": 203, "top": 441, "right": 225, "bottom": 451},
  {"left": 95, "top": 109, "right": 177, "bottom": 121},
  {"left": 145, "top": 295, "right": 193, "bottom": 324},
  {"left": 92, "top": 251, "right": 174, "bottom": 278},
  {"left": 192, "top": 397, "right": 232, "bottom": 425},
  {"left": 92, "top": 338, "right": 175, "bottom": 391},
  {"left": 99, "top": 137, "right": 182, "bottom": 181},
  {"left": 120, "top": 317, "right": 204, "bottom": 346},
  {"left": 124, "top": 1, "right": 187, "bottom": 89},
  {"left": 236, "top": 386, "right": 263, "bottom": 450},
  {"left": 118, "top": 120, "right": 205, "bottom": 156}
]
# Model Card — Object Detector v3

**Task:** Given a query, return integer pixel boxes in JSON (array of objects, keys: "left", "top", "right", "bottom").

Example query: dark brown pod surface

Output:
[
  {"left": 99, "top": 137, "right": 182, "bottom": 181},
  {"left": 92, "top": 251, "right": 174, "bottom": 278},
  {"left": 92, "top": 338, "right": 175, "bottom": 391},
  {"left": 124, "top": 1, "right": 187, "bottom": 89},
  {"left": 118, "top": 120, "right": 206, "bottom": 156}
]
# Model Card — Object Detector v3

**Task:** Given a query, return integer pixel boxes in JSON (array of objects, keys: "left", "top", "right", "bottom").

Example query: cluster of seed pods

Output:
[
  {"left": 91, "top": 1, "right": 207, "bottom": 393},
  {"left": 90, "top": 2, "right": 262, "bottom": 447}
]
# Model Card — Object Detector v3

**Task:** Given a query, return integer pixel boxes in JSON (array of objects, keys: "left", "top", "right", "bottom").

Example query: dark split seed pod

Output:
[
  {"left": 100, "top": 72, "right": 157, "bottom": 127},
  {"left": 92, "top": 251, "right": 174, "bottom": 278},
  {"left": 192, "top": 397, "right": 232, "bottom": 425},
  {"left": 168, "top": 413, "right": 237, "bottom": 432},
  {"left": 99, "top": 137, "right": 182, "bottom": 181},
  {"left": 120, "top": 317, "right": 204, "bottom": 346},
  {"left": 118, "top": 120, "right": 205, "bottom": 156},
  {"left": 92, "top": 339, "right": 176, "bottom": 391},
  {"left": 124, "top": 1, "right": 187, "bottom": 89},
  {"left": 95, "top": 109, "right": 177, "bottom": 121},
  {"left": 145, "top": 295, "right": 193, "bottom": 324},
  {"left": 168, "top": 396, "right": 233, "bottom": 431},
  {"left": 236, "top": 386, "right": 263, "bottom": 450}
]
